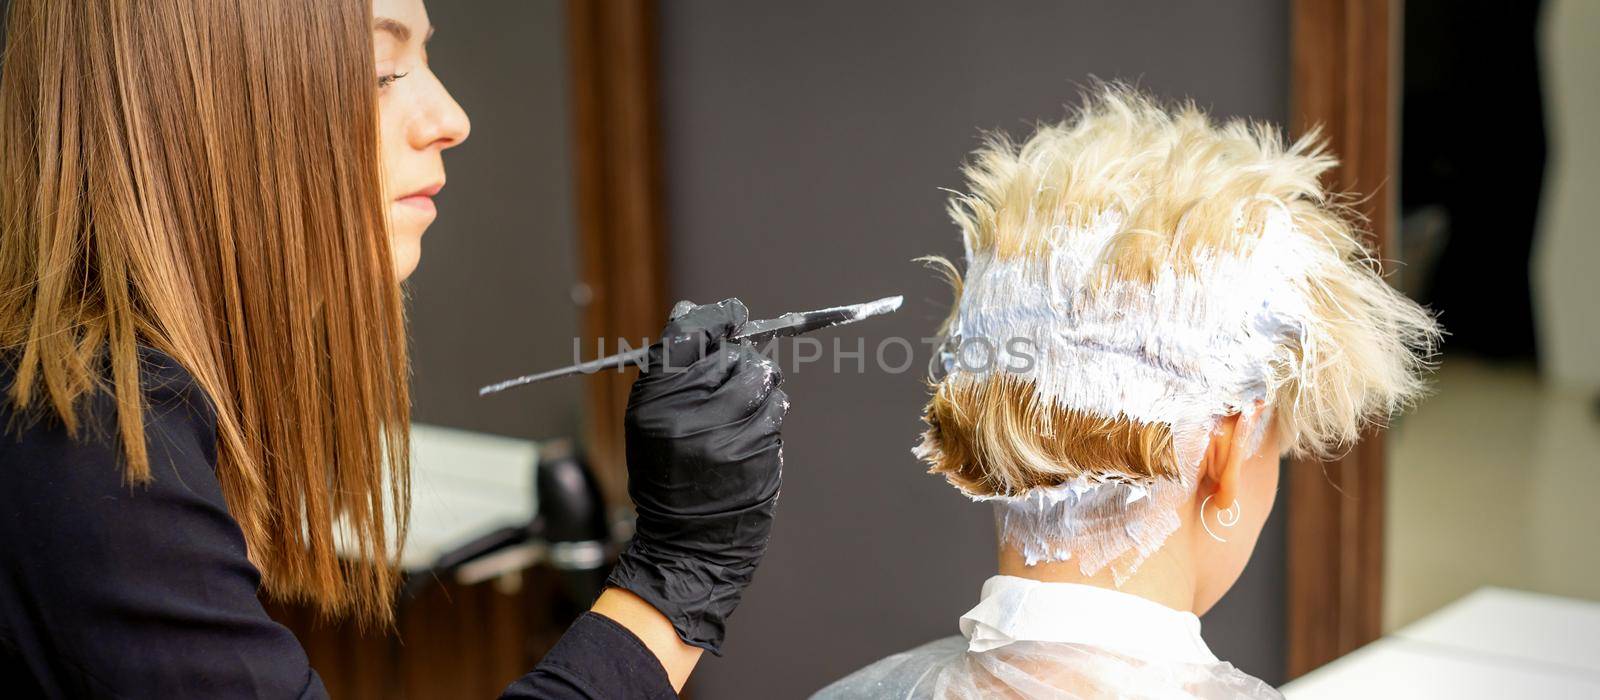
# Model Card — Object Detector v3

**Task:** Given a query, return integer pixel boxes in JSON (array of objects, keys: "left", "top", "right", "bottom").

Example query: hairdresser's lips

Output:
[{"left": 395, "top": 183, "right": 443, "bottom": 216}]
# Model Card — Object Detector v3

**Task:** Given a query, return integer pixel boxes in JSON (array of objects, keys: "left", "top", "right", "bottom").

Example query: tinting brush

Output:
[{"left": 478, "top": 295, "right": 904, "bottom": 396}]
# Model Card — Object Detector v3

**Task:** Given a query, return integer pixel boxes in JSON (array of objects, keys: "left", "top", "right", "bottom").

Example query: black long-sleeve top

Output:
[{"left": 0, "top": 349, "right": 674, "bottom": 699}]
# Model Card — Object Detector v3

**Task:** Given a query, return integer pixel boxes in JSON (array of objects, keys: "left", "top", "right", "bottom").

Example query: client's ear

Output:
[{"left": 1201, "top": 404, "right": 1266, "bottom": 505}]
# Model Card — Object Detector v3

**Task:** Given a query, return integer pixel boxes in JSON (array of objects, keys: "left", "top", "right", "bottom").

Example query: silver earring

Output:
[{"left": 1201, "top": 494, "right": 1241, "bottom": 543}]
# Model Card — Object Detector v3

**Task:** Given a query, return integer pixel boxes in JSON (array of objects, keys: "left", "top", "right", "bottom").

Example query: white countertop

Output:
[
  {"left": 1282, "top": 587, "right": 1600, "bottom": 699},
  {"left": 336, "top": 423, "right": 540, "bottom": 571}
]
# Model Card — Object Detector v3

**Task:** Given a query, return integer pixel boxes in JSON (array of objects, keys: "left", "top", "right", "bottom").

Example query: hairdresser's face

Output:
[{"left": 373, "top": 0, "right": 471, "bottom": 281}]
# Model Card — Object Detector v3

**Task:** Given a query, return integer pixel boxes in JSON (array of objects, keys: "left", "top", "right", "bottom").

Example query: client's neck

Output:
[{"left": 996, "top": 536, "right": 1199, "bottom": 614}]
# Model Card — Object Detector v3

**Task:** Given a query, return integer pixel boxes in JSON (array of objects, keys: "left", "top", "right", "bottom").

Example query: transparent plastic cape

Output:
[{"left": 812, "top": 636, "right": 1282, "bottom": 700}]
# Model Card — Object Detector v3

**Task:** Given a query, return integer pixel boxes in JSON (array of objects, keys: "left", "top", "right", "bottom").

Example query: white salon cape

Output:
[{"left": 813, "top": 576, "right": 1281, "bottom": 699}]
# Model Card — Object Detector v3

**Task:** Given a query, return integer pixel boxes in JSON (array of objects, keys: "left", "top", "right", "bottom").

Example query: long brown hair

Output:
[{"left": 0, "top": 0, "right": 410, "bottom": 625}]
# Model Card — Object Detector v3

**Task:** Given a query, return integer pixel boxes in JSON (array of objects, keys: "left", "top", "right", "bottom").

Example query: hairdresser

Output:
[{"left": 0, "top": 0, "right": 784, "bottom": 698}]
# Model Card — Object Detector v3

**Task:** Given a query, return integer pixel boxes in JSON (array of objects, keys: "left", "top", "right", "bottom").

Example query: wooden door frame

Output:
[
  {"left": 1285, "top": 0, "right": 1399, "bottom": 680},
  {"left": 567, "top": 0, "right": 669, "bottom": 509}
]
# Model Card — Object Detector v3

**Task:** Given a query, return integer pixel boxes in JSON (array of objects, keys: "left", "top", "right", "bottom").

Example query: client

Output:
[{"left": 815, "top": 86, "right": 1439, "bottom": 699}]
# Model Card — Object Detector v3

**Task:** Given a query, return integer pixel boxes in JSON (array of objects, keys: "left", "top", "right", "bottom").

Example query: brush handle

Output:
[
  {"left": 479, "top": 295, "right": 901, "bottom": 396},
  {"left": 477, "top": 346, "right": 654, "bottom": 395}
]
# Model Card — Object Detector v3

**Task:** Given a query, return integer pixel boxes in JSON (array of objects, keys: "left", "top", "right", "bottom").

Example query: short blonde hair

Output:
[{"left": 917, "top": 85, "right": 1439, "bottom": 499}]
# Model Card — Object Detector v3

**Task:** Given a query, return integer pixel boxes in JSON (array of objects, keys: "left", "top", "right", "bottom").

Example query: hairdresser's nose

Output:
[{"left": 411, "top": 74, "right": 471, "bottom": 152}]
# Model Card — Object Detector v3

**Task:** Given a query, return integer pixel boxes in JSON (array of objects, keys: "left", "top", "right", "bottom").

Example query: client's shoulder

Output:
[{"left": 810, "top": 636, "right": 967, "bottom": 699}]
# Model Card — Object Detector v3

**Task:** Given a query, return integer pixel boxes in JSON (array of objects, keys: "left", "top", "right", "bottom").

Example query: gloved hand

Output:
[{"left": 604, "top": 299, "right": 787, "bottom": 655}]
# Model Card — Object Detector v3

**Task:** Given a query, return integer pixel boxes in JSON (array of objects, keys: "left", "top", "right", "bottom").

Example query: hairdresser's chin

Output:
[
  {"left": 388, "top": 180, "right": 445, "bottom": 279},
  {"left": 374, "top": 0, "right": 471, "bottom": 281}
]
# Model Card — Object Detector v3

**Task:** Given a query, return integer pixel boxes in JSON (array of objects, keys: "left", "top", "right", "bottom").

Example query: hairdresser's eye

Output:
[{"left": 377, "top": 71, "right": 409, "bottom": 89}]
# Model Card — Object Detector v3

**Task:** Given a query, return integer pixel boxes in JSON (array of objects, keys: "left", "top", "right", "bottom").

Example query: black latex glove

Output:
[{"left": 604, "top": 299, "right": 787, "bottom": 655}]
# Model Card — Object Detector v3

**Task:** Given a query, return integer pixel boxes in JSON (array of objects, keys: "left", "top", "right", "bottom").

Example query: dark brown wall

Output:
[
  {"left": 655, "top": 1, "right": 1292, "bottom": 694},
  {"left": 408, "top": 0, "right": 585, "bottom": 444}
]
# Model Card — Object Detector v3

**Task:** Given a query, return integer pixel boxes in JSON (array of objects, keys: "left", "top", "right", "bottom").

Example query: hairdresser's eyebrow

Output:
[
  {"left": 374, "top": 17, "right": 436, "bottom": 45},
  {"left": 374, "top": 17, "right": 410, "bottom": 43}
]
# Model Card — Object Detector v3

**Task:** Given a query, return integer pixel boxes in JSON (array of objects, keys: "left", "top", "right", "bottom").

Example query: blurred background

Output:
[
  {"left": 280, "top": 0, "right": 1598, "bottom": 697},
  {"left": 1384, "top": 0, "right": 1600, "bottom": 630}
]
